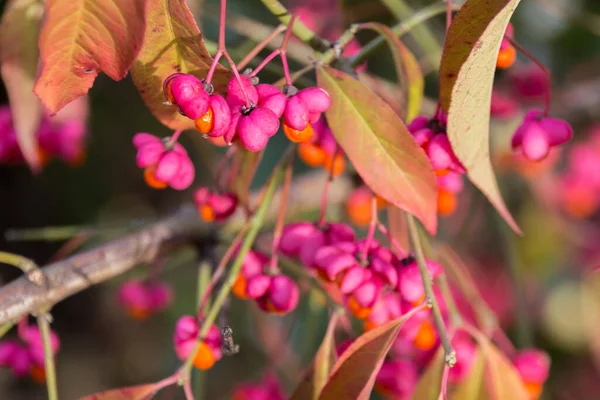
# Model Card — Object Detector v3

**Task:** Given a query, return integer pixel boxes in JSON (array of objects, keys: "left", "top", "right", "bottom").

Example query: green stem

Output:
[
  {"left": 350, "top": 2, "right": 462, "bottom": 68},
  {"left": 179, "top": 163, "right": 287, "bottom": 380},
  {"left": 197, "top": 260, "right": 212, "bottom": 311},
  {"left": 38, "top": 315, "right": 58, "bottom": 400},
  {"left": 0, "top": 251, "right": 37, "bottom": 273},
  {"left": 406, "top": 215, "right": 456, "bottom": 367},
  {"left": 436, "top": 274, "right": 462, "bottom": 328},
  {"left": 259, "top": 0, "right": 330, "bottom": 52},
  {"left": 379, "top": 0, "right": 443, "bottom": 68}
]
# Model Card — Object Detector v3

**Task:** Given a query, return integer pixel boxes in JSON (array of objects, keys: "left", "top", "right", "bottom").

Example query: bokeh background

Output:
[{"left": 0, "top": 0, "right": 599, "bottom": 398}]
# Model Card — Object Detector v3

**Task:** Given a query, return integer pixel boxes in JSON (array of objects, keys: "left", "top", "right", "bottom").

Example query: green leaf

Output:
[
  {"left": 78, "top": 383, "right": 158, "bottom": 400},
  {"left": 358, "top": 23, "right": 424, "bottom": 122},
  {"left": 0, "top": 0, "right": 43, "bottom": 170},
  {"left": 411, "top": 349, "right": 444, "bottom": 400},
  {"left": 131, "top": 0, "right": 231, "bottom": 131},
  {"left": 318, "top": 305, "right": 424, "bottom": 400},
  {"left": 439, "top": 0, "right": 522, "bottom": 234},
  {"left": 34, "top": 0, "right": 148, "bottom": 113},
  {"left": 317, "top": 66, "right": 437, "bottom": 234}
]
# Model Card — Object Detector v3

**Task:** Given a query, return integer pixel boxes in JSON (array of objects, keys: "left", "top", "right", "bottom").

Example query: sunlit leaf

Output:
[
  {"left": 78, "top": 383, "right": 158, "bottom": 400},
  {"left": 471, "top": 329, "right": 529, "bottom": 399},
  {"left": 318, "top": 305, "right": 424, "bottom": 400},
  {"left": 357, "top": 73, "right": 405, "bottom": 117},
  {"left": 317, "top": 66, "right": 437, "bottom": 234},
  {"left": 0, "top": 0, "right": 43, "bottom": 170},
  {"left": 449, "top": 351, "right": 485, "bottom": 399},
  {"left": 358, "top": 23, "right": 423, "bottom": 122},
  {"left": 131, "top": 0, "right": 231, "bottom": 130},
  {"left": 439, "top": 0, "right": 522, "bottom": 234},
  {"left": 34, "top": 0, "right": 148, "bottom": 113},
  {"left": 290, "top": 313, "right": 340, "bottom": 400}
]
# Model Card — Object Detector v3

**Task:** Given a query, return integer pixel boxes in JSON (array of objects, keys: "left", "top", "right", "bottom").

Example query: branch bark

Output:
[{"left": 0, "top": 171, "right": 352, "bottom": 325}]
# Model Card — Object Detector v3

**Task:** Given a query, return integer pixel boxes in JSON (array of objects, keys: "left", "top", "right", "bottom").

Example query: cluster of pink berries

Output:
[
  {"left": 0, "top": 322, "right": 60, "bottom": 383},
  {"left": 193, "top": 187, "right": 238, "bottom": 222},
  {"left": 230, "top": 373, "right": 285, "bottom": 400},
  {"left": 117, "top": 279, "right": 172, "bottom": 320},
  {"left": 279, "top": 221, "right": 443, "bottom": 338},
  {"left": 163, "top": 73, "right": 330, "bottom": 152},
  {"left": 0, "top": 105, "right": 86, "bottom": 167},
  {"left": 407, "top": 110, "right": 466, "bottom": 217},
  {"left": 173, "top": 315, "right": 222, "bottom": 370},
  {"left": 511, "top": 110, "right": 573, "bottom": 162},
  {"left": 232, "top": 250, "right": 299, "bottom": 315}
]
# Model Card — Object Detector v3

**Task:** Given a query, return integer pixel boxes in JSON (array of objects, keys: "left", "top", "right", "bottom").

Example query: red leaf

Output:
[
  {"left": 0, "top": 0, "right": 44, "bottom": 170},
  {"left": 34, "top": 0, "right": 149, "bottom": 113},
  {"left": 130, "top": 0, "right": 231, "bottom": 130},
  {"left": 318, "top": 305, "right": 424, "bottom": 400},
  {"left": 317, "top": 66, "right": 437, "bottom": 234},
  {"left": 439, "top": 0, "right": 522, "bottom": 234},
  {"left": 78, "top": 383, "right": 158, "bottom": 400}
]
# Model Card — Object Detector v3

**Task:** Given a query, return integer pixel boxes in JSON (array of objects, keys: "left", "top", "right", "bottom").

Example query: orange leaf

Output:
[
  {"left": 130, "top": 0, "right": 231, "bottom": 131},
  {"left": 78, "top": 383, "right": 158, "bottom": 400},
  {"left": 318, "top": 305, "right": 424, "bottom": 400},
  {"left": 0, "top": 0, "right": 43, "bottom": 170},
  {"left": 439, "top": 0, "right": 522, "bottom": 234},
  {"left": 317, "top": 66, "right": 437, "bottom": 234},
  {"left": 34, "top": 0, "right": 148, "bottom": 113}
]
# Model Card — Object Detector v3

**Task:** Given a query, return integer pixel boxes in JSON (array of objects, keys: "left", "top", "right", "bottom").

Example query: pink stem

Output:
[
  {"left": 170, "top": 129, "right": 183, "bottom": 143},
  {"left": 250, "top": 49, "right": 281, "bottom": 77},
  {"left": 280, "top": 15, "right": 297, "bottom": 86},
  {"left": 281, "top": 53, "right": 293, "bottom": 86},
  {"left": 360, "top": 197, "right": 378, "bottom": 261},
  {"left": 505, "top": 36, "right": 552, "bottom": 116},
  {"left": 205, "top": 50, "right": 223, "bottom": 83},
  {"left": 446, "top": 1, "right": 453, "bottom": 33},
  {"left": 183, "top": 380, "right": 195, "bottom": 400},
  {"left": 198, "top": 227, "right": 247, "bottom": 314},
  {"left": 237, "top": 25, "right": 287, "bottom": 71},
  {"left": 214, "top": 145, "right": 237, "bottom": 191},
  {"left": 224, "top": 50, "right": 253, "bottom": 109},
  {"left": 438, "top": 364, "right": 450, "bottom": 400},
  {"left": 151, "top": 373, "right": 180, "bottom": 393},
  {"left": 377, "top": 221, "right": 407, "bottom": 257}
]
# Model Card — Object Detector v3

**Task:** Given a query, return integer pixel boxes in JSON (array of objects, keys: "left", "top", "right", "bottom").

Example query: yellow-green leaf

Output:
[
  {"left": 439, "top": 0, "right": 522, "bottom": 234},
  {"left": 317, "top": 66, "right": 437, "bottom": 234},
  {"left": 131, "top": 0, "right": 231, "bottom": 130},
  {"left": 0, "top": 0, "right": 43, "bottom": 170},
  {"left": 358, "top": 22, "right": 424, "bottom": 122}
]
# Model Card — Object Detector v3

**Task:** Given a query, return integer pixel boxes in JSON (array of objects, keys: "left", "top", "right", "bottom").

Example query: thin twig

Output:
[
  {"left": 38, "top": 314, "right": 58, "bottom": 400},
  {"left": 406, "top": 214, "right": 456, "bottom": 367}
]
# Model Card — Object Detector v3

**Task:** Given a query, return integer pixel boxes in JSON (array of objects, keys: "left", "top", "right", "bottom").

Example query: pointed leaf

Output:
[
  {"left": 470, "top": 329, "right": 529, "bottom": 399},
  {"left": 34, "top": 0, "right": 149, "bottom": 113},
  {"left": 439, "top": 0, "right": 522, "bottom": 234},
  {"left": 78, "top": 383, "right": 158, "bottom": 400},
  {"left": 358, "top": 23, "right": 423, "bottom": 122},
  {"left": 449, "top": 350, "right": 485, "bottom": 400},
  {"left": 411, "top": 349, "right": 444, "bottom": 400},
  {"left": 357, "top": 72, "right": 405, "bottom": 117},
  {"left": 318, "top": 305, "right": 424, "bottom": 400},
  {"left": 130, "top": 0, "right": 231, "bottom": 130},
  {"left": 0, "top": 0, "right": 43, "bottom": 170},
  {"left": 289, "top": 313, "right": 340, "bottom": 400},
  {"left": 317, "top": 66, "right": 437, "bottom": 234}
]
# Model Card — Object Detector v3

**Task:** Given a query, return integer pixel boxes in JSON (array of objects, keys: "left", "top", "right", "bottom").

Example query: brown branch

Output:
[{"left": 0, "top": 171, "right": 352, "bottom": 325}]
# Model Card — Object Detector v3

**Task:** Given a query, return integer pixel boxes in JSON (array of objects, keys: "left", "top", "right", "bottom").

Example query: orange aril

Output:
[
  {"left": 144, "top": 165, "right": 168, "bottom": 189},
  {"left": 413, "top": 320, "right": 437, "bottom": 350},
  {"left": 524, "top": 382, "right": 543, "bottom": 400},
  {"left": 496, "top": 45, "right": 517, "bottom": 69},
  {"left": 127, "top": 307, "right": 151, "bottom": 320},
  {"left": 30, "top": 364, "right": 46, "bottom": 384},
  {"left": 232, "top": 275, "right": 248, "bottom": 299},
  {"left": 298, "top": 143, "right": 326, "bottom": 167},
  {"left": 324, "top": 153, "right": 345, "bottom": 177},
  {"left": 347, "top": 296, "right": 372, "bottom": 320},
  {"left": 437, "top": 189, "right": 458, "bottom": 216},
  {"left": 193, "top": 342, "right": 216, "bottom": 370},
  {"left": 346, "top": 195, "right": 372, "bottom": 226},
  {"left": 284, "top": 122, "right": 315, "bottom": 143},
  {"left": 195, "top": 107, "right": 214, "bottom": 134},
  {"left": 200, "top": 204, "right": 215, "bottom": 222}
]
